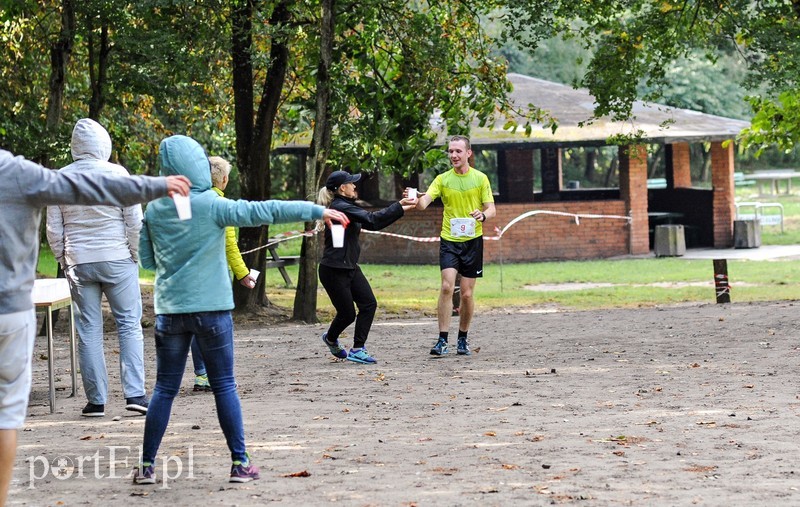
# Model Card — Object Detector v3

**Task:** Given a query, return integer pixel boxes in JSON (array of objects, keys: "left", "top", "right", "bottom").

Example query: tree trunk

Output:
[
  {"left": 46, "top": 0, "right": 75, "bottom": 130},
  {"left": 232, "top": 0, "right": 292, "bottom": 309},
  {"left": 88, "top": 20, "right": 110, "bottom": 120},
  {"left": 44, "top": 0, "right": 75, "bottom": 163},
  {"left": 293, "top": 0, "right": 335, "bottom": 322},
  {"left": 648, "top": 145, "right": 663, "bottom": 178}
]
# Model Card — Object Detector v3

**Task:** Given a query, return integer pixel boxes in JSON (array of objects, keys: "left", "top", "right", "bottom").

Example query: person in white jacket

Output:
[{"left": 46, "top": 119, "right": 150, "bottom": 418}]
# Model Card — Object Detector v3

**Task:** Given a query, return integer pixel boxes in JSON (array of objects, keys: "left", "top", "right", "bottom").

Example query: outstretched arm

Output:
[{"left": 415, "top": 193, "right": 432, "bottom": 210}]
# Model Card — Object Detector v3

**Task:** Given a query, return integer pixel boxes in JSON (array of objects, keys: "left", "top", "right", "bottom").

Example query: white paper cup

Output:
[
  {"left": 247, "top": 269, "right": 259, "bottom": 288},
  {"left": 407, "top": 188, "right": 417, "bottom": 200},
  {"left": 172, "top": 194, "right": 192, "bottom": 220},
  {"left": 331, "top": 224, "right": 345, "bottom": 248}
]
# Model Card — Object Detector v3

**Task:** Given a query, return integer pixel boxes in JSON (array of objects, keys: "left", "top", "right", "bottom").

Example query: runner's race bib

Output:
[{"left": 450, "top": 217, "right": 477, "bottom": 238}]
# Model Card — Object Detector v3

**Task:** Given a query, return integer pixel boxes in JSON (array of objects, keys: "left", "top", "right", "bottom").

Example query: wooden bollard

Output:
[{"left": 713, "top": 259, "right": 731, "bottom": 304}]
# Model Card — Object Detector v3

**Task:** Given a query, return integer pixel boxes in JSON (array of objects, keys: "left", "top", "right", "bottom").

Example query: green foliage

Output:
[
  {"left": 0, "top": 0, "right": 233, "bottom": 169},
  {"left": 498, "top": 34, "right": 590, "bottom": 87},
  {"left": 640, "top": 51, "right": 751, "bottom": 120},
  {"left": 324, "top": 0, "right": 517, "bottom": 177},
  {"left": 0, "top": 2, "right": 60, "bottom": 161},
  {"left": 499, "top": 0, "right": 800, "bottom": 157},
  {"left": 740, "top": 91, "right": 800, "bottom": 156}
]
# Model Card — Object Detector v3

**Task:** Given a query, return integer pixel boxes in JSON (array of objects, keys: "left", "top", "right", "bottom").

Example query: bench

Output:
[
  {"left": 264, "top": 242, "right": 300, "bottom": 287},
  {"left": 735, "top": 201, "right": 784, "bottom": 233},
  {"left": 647, "top": 178, "right": 667, "bottom": 189}
]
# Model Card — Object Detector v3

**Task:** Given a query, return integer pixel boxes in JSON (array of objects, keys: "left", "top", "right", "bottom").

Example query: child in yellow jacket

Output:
[
  {"left": 210, "top": 156, "right": 254, "bottom": 286},
  {"left": 190, "top": 156, "right": 255, "bottom": 392}
]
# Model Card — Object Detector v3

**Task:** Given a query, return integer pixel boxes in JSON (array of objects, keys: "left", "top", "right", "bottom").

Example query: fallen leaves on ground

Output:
[
  {"left": 282, "top": 470, "right": 311, "bottom": 478},
  {"left": 685, "top": 465, "right": 718, "bottom": 473}
]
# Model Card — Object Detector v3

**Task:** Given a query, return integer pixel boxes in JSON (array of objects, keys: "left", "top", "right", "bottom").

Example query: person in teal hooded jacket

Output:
[{"left": 134, "top": 135, "right": 348, "bottom": 485}]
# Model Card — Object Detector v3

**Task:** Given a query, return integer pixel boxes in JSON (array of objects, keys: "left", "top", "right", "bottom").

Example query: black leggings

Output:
[{"left": 318, "top": 264, "right": 377, "bottom": 349}]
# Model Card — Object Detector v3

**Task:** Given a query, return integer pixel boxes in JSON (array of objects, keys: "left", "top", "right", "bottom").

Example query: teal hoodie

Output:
[{"left": 140, "top": 135, "right": 324, "bottom": 314}]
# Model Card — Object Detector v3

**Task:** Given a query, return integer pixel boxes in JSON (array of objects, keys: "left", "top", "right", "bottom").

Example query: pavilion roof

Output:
[
  {"left": 452, "top": 73, "right": 750, "bottom": 149},
  {"left": 274, "top": 73, "right": 750, "bottom": 152}
]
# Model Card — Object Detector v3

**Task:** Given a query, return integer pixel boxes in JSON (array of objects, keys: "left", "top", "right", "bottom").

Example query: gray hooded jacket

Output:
[
  {"left": 46, "top": 119, "right": 143, "bottom": 266},
  {"left": 0, "top": 149, "right": 168, "bottom": 315}
]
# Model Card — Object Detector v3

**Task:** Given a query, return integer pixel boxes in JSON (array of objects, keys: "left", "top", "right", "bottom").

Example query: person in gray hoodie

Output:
[
  {"left": 0, "top": 147, "right": 190, "bottom": 507},
  {"left": 46, "top": 119, "right": 152, "bottom": 418}
]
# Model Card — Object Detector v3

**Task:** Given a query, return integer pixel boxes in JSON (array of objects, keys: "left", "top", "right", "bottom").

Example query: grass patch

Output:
[
  {"left": 38, "top": 210, "right": 800, "bottom": 314},
  {"left": 263, "top": 257, "right": 800, "bottom": 313}
]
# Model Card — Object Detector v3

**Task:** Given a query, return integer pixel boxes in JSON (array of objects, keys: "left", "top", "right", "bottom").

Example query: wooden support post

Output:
[{"left": 713, "top": 259, "right": 731, "bottom": 304}]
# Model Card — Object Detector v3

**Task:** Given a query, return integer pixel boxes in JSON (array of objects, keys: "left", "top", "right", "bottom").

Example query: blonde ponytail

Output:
[
  {"left": 315, "top": 187, "right": 335, "bottom": 232},
  {"left": 317, "top": 187, "right": 334, "bottom": 206}
]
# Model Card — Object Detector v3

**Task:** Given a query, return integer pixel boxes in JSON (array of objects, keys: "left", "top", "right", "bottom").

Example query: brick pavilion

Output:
[{"left": 279, "top": 73, "right": 750, "bottom": 264}]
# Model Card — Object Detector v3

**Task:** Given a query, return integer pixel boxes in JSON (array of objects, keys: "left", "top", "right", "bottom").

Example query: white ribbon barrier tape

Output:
[
  {"left": 363, "top": 210, "right": 632, "bottom": 242},
  {"left": 360, "top": 230, "right": 441, "bottom": 242},
  {"left": 494, "top": 210, "right": 632, "bottom": 238},
  {"left": 240, "top": 210, "right": 632, "bottom": 253},
  {"left": 239, "top": 230, "right": 316, "bottom": 255}
]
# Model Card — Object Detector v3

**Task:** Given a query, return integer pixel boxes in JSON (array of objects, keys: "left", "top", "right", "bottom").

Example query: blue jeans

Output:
[
  {"left": 141, "top": 311, "right": 246, "bottom": 464},
  {"left": 190, "top": 338, "right": 206, "bottom": 376},
  {"left": 65, "top": 258, "right": 145, "bottom": 404}
]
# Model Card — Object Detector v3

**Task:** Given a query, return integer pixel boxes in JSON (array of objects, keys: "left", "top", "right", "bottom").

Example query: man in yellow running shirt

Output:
[{"left": 414, "top": 135, "right": 496, "bottom": 356}]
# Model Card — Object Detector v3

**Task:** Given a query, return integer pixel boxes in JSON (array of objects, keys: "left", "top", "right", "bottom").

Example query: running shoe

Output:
[
  {"left": 125, "top": 396, "right": 149, "bottom": 415},
  {"left": 81, "top": 402, "right": 105, "bottom": 417},
  {"left": 346, "top": 347, "right": 377, "bottom": 364},
  {"left": 133, "top": 463, "right": 156, "bottom": 485},
  {"left": 430, "top": 337, "right": 448, "bottom": 356},
  {"left": 456, "top": 337, "right": 471, "bottom": 355},
  {"left": 230, "top": 453, "right": 260, "bottom": 483},
  {"left": 322, "top": 332, "right": 348, "bottom": 359},
  {"left": 194, "top": 373, "right": 212, "bottom": 392}
]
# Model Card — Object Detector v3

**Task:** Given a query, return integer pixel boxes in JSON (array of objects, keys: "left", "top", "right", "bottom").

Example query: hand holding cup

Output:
[
  {"left": 165, "top": 175, "right": 191, "bottom": 197},
  {"left": 401, "top": 187, "right": 418, "bottom": 207},
  {"left": 322, "top": 209, "right": 349, "bottom": 229},
  {"left": 240, "top": 269, "right": 259, "bottom": 289}
]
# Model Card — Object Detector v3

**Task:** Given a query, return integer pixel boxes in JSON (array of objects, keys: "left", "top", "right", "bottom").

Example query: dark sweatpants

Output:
[{"left": 318, "top": 264, "right": 377, "bottom": 349}]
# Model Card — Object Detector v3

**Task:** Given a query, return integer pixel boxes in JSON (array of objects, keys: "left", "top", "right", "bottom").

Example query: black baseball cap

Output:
[{"left": 326, "top": 170, "right": 362, "bottom": 190}]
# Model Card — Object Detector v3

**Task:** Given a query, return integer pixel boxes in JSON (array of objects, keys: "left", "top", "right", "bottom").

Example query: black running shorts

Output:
[{"left": 439, "top": 236, "right": 484, "bottom": 278}]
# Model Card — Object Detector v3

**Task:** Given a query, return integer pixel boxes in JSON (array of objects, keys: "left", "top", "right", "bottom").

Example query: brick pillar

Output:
[
  {"left": 619, "top": 144, "right": 649, "bottom": 255},
  {"left": 711, "top": 141, "right": 735, "bottom": 247},
  {"left": 667, "top": 143, "right": 692, "bottom": 188},
  {"left": 497, "top": 149, "right": 535, "bottom": 203}
]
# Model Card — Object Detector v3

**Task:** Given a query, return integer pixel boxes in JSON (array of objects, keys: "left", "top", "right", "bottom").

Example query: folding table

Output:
[{"left": 32, "top": 279, "right": 78, "bottom": 413}]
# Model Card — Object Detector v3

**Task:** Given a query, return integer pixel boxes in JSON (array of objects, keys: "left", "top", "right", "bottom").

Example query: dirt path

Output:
[{"left": 9, "top": 301, "right": 800, "bottom": 506}]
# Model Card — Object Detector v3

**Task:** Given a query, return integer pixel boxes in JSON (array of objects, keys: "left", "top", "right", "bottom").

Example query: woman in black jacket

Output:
[{"left": 317, "top": 170, "right": 417, "bottom": 364}]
